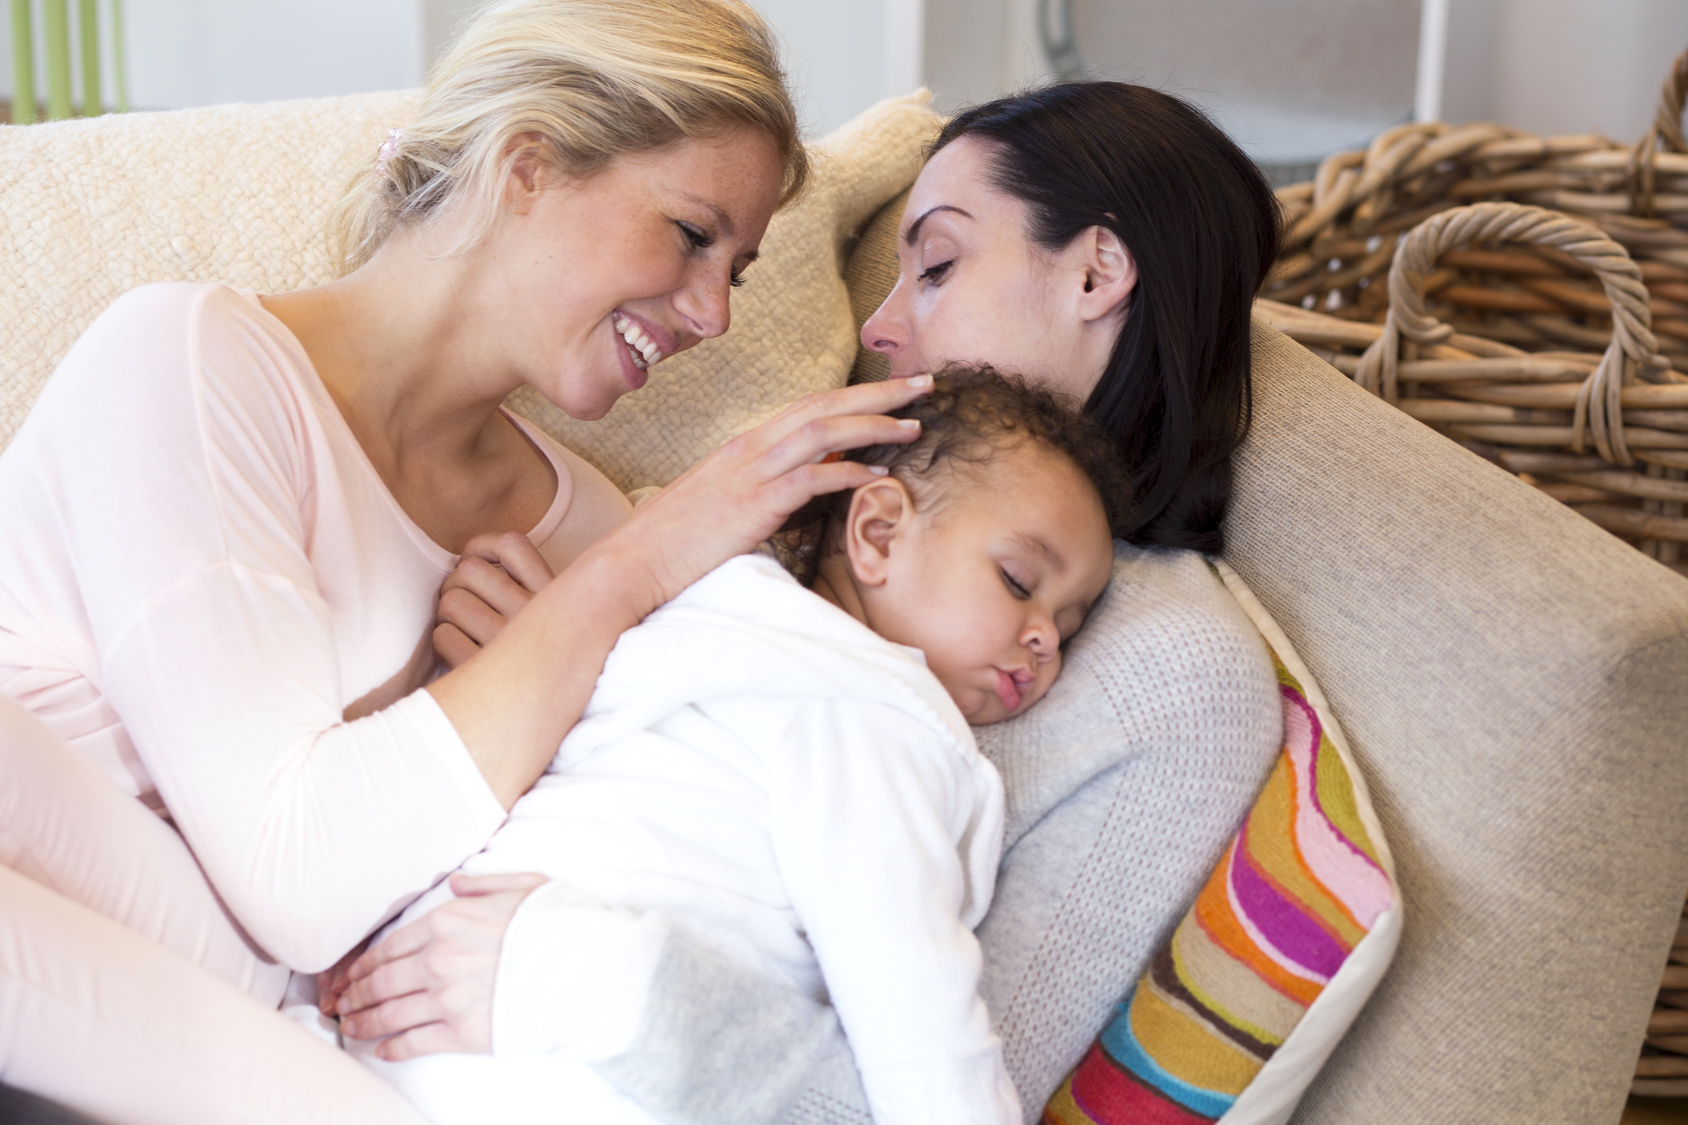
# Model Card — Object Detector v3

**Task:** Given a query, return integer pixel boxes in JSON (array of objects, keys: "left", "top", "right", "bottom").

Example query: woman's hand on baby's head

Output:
[
  {"left": 434, "top": 532, "right": 557, "bottom": 668},
  {"left": 583, "top": 376, "right": 932, "bottom": 614}
]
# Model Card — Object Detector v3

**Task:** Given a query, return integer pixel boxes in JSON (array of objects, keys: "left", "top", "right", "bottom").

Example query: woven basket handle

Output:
[
  {"left": 1353, "top": 201, "right": 1662, "bottom": 465},
  {"left": 1632, "top": 43, "right": 1688, "bottom": 214}
]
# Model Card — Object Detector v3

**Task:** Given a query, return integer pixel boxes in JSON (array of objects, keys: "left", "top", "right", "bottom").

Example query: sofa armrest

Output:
[{"left": 1225, "top": 317, "right": 1688, "bottom": 1125}]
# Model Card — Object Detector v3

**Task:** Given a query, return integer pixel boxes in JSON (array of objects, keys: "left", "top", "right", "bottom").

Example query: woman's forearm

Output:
[{"left": 428, "top": 543, "right": 652, "bottom": 809}]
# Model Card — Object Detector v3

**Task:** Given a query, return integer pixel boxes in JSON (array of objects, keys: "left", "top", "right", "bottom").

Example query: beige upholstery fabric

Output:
[
  {"left": 0, "top": 91, "right": 940, "bottom": 489},
  {"left": 0, "top": 90, "right": 419, "bottom": 452},
  {"left": 841, "top": 186, "right": 911, "bottom": 384},
  {"left": 1228, "top": 320, "right": 1688, "bottom": 1125}
]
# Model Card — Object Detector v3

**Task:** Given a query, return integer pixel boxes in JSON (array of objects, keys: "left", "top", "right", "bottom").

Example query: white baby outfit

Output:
[{"left": 358, "top": 553, "right": 1021, "bottom": 1125}]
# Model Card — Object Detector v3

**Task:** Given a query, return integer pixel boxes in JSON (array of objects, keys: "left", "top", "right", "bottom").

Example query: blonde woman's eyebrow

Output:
[
  {"left": 904, "top": 204, "right": 973, "bottom": 246},
  {"left": 680, "top": 192, "right": 737, "bottom": 237}
]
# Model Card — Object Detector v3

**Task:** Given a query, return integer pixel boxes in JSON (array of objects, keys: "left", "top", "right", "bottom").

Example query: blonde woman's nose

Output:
[{"left": 676, "top": 268, "right": 733, "bottom": 340}]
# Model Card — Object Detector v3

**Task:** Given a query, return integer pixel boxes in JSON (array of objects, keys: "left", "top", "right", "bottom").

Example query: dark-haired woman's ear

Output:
[
  {"left": 843, "top": 476, "right": 912, "bottom": 587},
  {"left": 1073, "top": 225, "right": 1137, "bottom": 324}
]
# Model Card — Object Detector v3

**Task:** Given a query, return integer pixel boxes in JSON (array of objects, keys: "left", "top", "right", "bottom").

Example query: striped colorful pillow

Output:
[{"left": 1043, "top": 562, "right": 1402, "bottom": 1125}]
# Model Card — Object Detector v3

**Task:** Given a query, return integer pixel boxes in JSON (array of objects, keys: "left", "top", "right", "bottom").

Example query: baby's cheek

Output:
[{"left": 1025, "top": 653, "right": 1063, "bottom": 711}]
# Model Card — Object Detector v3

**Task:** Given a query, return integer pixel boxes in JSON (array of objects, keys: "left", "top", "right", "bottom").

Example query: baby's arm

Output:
[{"left": 770, "top": 700, "right": 1020, "bottom": 1125}]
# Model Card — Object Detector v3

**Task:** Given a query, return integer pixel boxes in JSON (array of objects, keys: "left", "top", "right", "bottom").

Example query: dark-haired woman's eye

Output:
[
  {"left": 729, "top": 270, "right": 747, "bottom": 289},
  {"left": 1000, "top": 568, "right": 1030, "bottom": 599},
  {"left": 677, "top": 221, "right": 713, "bottom": 250},
  {"left": 916, "top": 260, "right": 953, "bottom": 285}
]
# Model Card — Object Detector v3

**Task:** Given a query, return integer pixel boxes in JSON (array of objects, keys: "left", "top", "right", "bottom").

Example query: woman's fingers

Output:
[
  {"left": 441, "top": 555, "right": 541, "bottom": 621},
  {"left": 433, "top": 537, "right": 557, "bottom": 661},
  {"left": 438, "top": 584, "right": 516, "bottom": 648},
  {"left": 667, "top": 376, "right": 932, "bottom": 486},
  {"left": 376, "top": 1020, "right": 481, "bottom": 1063},
  {"left": 340, "top": 987, "right": 440, "bottom": 1042},
  {"left": 315, "top": 937, "right": 372, "bottom": 1013},
  {"left": 433, "top": 621, "right": 479, "bottom": 669},
  {"left": 448, "top": 871, "right": 550, "bottom": 897},
  {"left": 760, "top": 413, "right": 920, "bottom": 477},
  {"left": 338, "top": 951, "right": 431, "bottom": 1019},
  {"left": 456, "top": 531, "right": 556, "bottom": 595}
]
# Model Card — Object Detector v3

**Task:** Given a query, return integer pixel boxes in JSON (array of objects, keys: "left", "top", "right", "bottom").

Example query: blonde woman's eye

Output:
[{"left": 677, "top": 221, "right": 713, "bottom": 250}]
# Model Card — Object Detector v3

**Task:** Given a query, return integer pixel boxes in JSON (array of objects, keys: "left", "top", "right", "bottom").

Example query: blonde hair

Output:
[{"left": 330, "top": 0, "right": 808, "bottom": 274}]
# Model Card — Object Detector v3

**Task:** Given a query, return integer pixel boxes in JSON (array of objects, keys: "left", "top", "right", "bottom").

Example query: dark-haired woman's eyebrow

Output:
[{"left": 904, "top": 204, "right": 973, "bottom": 246}]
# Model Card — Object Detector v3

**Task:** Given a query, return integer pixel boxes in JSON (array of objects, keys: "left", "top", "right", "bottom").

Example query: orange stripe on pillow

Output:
[{"left": 1194, "top": 848, "right": 1323, "bottom": 1006}]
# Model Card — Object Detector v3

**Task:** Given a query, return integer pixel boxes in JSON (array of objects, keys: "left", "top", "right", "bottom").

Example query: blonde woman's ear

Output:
[
  {"left": 843, "top": 476, "right": 912, "bottom": 587},
  {"left": 501, "top": 132, "right": 555, "bottom": 215}
]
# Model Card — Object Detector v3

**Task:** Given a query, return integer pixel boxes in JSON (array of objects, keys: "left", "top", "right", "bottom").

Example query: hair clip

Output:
[{"left": 376, "top": 129, "right": 405, "bottom": 173}]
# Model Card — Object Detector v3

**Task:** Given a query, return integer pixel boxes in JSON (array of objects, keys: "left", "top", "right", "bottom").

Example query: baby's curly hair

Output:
[{"left": 775, "top": 364, "right": 1132, "bottom": 585}]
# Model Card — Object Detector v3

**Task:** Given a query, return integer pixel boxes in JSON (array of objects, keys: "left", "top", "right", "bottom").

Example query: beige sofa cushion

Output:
[{"left": 0, "top": 92, "right": 940, "bottom": 490}]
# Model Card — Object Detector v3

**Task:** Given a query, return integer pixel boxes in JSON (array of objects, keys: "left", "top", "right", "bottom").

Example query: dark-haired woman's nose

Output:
[{"left": 860, "top": 284, "right": 907, "bottom": 358}]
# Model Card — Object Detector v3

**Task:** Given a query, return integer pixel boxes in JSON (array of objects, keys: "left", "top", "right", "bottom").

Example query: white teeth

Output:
[{"left": 613, "top": 314, "right": 663, "bottom": 369}]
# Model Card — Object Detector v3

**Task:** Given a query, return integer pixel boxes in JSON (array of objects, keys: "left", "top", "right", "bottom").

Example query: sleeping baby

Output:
[{"left": 350, "top": 366, "right": 1128, "bottom": 1125}]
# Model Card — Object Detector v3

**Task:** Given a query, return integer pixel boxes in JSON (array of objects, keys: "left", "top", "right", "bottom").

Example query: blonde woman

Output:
[{"left": 0, "top": 2, "right": 926, "bottom": 1121}]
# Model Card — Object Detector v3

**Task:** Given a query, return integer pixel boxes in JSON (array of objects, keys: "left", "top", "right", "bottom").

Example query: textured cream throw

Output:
[{"left": 0, "top": 91, "right": 939, "bottom": 488}]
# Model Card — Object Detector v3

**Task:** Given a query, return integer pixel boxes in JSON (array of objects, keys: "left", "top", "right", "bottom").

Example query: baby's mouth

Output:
[
  {"left": 995, "top": 669, "right": 1025, "bottom": 713},
  {"left": 613, "top": 312, "right": 664, "bottom": 371}
]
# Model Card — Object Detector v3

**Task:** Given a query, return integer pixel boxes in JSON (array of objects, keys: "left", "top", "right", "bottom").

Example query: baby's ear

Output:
[{"left": 844, "top": 476, "right": 911, "bottom": 587}]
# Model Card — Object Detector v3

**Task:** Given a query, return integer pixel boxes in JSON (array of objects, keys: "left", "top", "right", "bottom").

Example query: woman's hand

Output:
[
  {"left": 434, "top": 533, "right": 556, "bottom": 669},
  {"left": 334, "top": 872, "right": 548, "bottom": 1061},
  {"left": 426, "top": 377, "right": 932, "bottom": 809},
  {"left": 600, "top": 375, "right": 933, "bottom": 612}
]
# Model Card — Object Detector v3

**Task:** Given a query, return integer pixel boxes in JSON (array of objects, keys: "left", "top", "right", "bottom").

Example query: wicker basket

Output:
[
  {"left": 1261, "top": 46, "right": 1688, "bottom": 577},
  {"left": 1636, "top": 895, "right": 1688, "bottom": 1098}
]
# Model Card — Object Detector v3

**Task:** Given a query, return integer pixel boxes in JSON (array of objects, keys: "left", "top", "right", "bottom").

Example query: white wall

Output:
[
  {"left": 7, "top": 0, "right": 1687, "bottom": 153},
  {"left": 3, "top": 0, "right": 425, "bottom": 112},
  {"left": 739, "top": 0, "right": 886, "bottom": 138},
  {"left": 1442, "top": 0, "right": 1688, "bottom": 142}
]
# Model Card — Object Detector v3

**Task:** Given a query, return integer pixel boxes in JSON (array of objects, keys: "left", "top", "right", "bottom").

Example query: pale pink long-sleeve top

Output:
[{"left": 0, "top": 283, "right": 625, "bottom": 972}]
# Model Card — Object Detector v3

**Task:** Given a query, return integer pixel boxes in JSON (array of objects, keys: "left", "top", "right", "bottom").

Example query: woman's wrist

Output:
[
  {"left": 562, "top": 531, "right": 669, "bottom": 628},
  {"left": 428, "top": 542, "right": 652, "bottom": 808}
]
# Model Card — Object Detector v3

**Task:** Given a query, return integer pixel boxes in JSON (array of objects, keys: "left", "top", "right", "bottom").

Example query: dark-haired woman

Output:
[
  {"left": 865, "top": 82, "right": 1279, "bottom": 552},
  {"left": 340, "top": 81, "right": 1286, "bottom": 1122}
]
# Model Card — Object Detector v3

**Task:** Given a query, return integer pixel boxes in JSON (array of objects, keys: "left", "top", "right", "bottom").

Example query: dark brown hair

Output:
[
  {"left": 931, "top": 82, "right": 1281, "bottom": 554},
  {"left": 775, "top": 364, "right": 1130, "bottom": 585}
]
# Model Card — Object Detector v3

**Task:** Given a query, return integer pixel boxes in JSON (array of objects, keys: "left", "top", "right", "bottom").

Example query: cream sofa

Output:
[{"left": 2, "top": 91, "right": 1686, "bottom": 1125}]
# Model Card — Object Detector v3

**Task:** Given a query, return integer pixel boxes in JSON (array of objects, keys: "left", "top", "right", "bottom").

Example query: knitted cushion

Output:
[
  {"left": 1043, "top": 561, "right": 1401, "bottom": 1125},
  {"left": 0, "top": 91, "right": 938, "bottom": 490}
]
